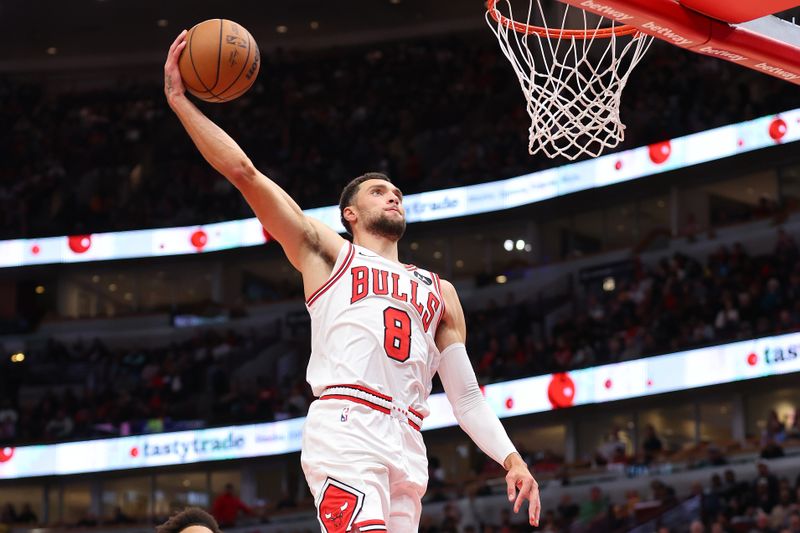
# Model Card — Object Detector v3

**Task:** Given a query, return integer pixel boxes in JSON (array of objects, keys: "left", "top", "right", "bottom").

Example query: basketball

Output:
[{"left": 178, "top": 19, "right": 260, "bottom": 103}]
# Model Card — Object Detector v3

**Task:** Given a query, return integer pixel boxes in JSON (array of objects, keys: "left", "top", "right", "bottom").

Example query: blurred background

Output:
[{"left": 1, "top": 1, "right": 800, "bottom": 532}]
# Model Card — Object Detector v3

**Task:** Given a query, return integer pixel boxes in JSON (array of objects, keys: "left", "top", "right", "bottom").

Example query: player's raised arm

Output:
[
  {"left": 163, "top": 30, "right": 344, "bottom": 275},
  {"left": 435, "top": 280, "right": 541, "bottom": 528}
]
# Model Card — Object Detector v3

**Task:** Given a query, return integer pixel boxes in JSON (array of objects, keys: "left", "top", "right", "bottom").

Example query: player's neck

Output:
[{"left": 353, "top": 234, "right": 400, "bottom": 263}]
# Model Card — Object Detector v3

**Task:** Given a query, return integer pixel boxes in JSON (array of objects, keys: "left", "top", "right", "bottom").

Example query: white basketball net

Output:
[{"left": 486, "top": 0, "right": 654, "bottom": 160}]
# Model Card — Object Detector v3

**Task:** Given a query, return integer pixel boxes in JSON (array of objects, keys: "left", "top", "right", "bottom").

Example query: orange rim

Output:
[{"left": 486, "top": 0, "right": 640, "bottom": 38}]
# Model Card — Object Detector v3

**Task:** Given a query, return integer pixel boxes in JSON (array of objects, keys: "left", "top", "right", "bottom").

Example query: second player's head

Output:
[
  {"left": 156, "top": 508, "right": 222, "bottom": 533},
  {"left": 339, "top": 172, "right": 406, "bottom": 241}
]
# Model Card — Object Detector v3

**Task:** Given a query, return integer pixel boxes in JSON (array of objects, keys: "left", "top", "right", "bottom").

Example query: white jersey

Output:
[{"left": 305, "top": 242, "right": 446, "bottom": 418}]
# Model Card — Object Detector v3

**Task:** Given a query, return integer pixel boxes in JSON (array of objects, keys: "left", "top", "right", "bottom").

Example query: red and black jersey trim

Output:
[
  {"left": 307, "top": 243, "right": 355, "bottom": 307},
  {"left": 354, "top": 519, "right": 387, "bottom": 531},
  {"left": 408, "top": 405, "right": 424, "bottom": 419}
]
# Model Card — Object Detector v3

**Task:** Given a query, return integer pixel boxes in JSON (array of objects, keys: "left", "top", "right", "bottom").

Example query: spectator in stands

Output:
[
  {"left": 556, "top": 493, "right": 579, "bottom": 528},
  {"left": 642, "top": 424, "right": 663, "bottom": 464},
  {"left": 723, "top": 469, "right": 749, "bottom": 501},
  {"left": 689, "top": 519, "right": 705, "bottom": 533},
  {"left": 492, "top": 508, "right": 519, "bottom": 532},
  {"left": 764, "top": 410, "right": 787, "bottom": 445},
  {"left": 714, "top": 293, "right": 740, "bottom": 335},
  {"left": 728, "top": 496, "right": 754, "bottom": 529},
  {"left": 43, "top": 407, "right": 74, "bottom": 440},
  {"left": 752, "top": 510, "right": 777, "bottom": 533},
  {"left": 579, "top": 486, "right": 609, "bottom": 525},
  {"left": 771, "top": 488, "right": 794, "bottom": 530},
  {"left": 15, "top": 504, "right": 37, "bottom": 525},
  {"left": 107, "top": 506, "right": 134, "bottom": 525},
  {"left": 787, "top": 511, "right": 800, "bottom": 533},
  {"left": 756, "top": 479, "right": 777, "bottom": 514},
  {"left": 761, "top": 440, "right": 785, "bottom": 460},
  {"left": 211, "top": 483, "right": 253, "bottom": 528},
  {"left": 440, "top": 502, "right": 461, "bottom": 532},
  {"left": 754, "top": 462, "right": 780, "bottom": 507},
  {"left": 650, "top": 479, "right": 679, "bottom": 508},
  {"left": 424, "top": 456, "right": 449, "bottom": 503},
  {"left": 595, "top": 428, "right": 626, "bottom": 466},
  {"left": 537, "top": 509, "right": 558, "bottom": 533},
  {"left": 156, "top": 507, "right": 222, "bottom": 533}
]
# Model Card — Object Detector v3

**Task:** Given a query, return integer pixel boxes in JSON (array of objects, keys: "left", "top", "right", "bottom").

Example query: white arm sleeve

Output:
[{"left": 437, "top": 342, "right": 517, "bottom": 467}]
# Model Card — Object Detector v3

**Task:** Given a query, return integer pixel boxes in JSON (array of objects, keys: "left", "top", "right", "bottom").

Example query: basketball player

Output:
[
  {"left": 156, "top": 508, "right": 222, "bottom": 533},
  {"left": 165, "top": 31, "right": 540, "bottom": 532}
]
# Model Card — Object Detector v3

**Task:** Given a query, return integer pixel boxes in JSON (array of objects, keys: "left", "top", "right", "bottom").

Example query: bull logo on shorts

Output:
[
  {"left": 317, "top": 478, "right": 365, "bottom": 533},
  {"left": 325, "top": 500, "right": 349, "bottom": 528}
]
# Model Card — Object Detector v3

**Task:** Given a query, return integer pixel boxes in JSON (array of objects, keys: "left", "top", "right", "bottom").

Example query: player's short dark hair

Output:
[
  {"left": 156, "top": 508, "right": 222, "bottom": 533},
  {"left": 339, "top": 172, "right": 392, "bottom": 235}
]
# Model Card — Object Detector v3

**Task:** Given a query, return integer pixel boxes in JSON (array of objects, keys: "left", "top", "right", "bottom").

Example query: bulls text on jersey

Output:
[{"left": 349, "top": 266, "right": 441, "bottom": 332}]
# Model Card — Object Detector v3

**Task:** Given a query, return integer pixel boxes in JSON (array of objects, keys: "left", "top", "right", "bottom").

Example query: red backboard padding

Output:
[
  {"left": 559, "top": 0, "right": 800, "bottom": 85},
  {"left": 679, "top": 0, "right": 800, "bottom": 24}
]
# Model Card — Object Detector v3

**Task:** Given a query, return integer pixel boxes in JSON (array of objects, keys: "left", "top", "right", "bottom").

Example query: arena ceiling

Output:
[{"left": 0, "top": 0, "right": 483, "bottom": 71}]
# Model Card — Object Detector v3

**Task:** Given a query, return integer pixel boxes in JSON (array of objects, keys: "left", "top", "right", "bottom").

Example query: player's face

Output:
[{"left": 354, "top": 179, "right": 406, "bottom": 241}]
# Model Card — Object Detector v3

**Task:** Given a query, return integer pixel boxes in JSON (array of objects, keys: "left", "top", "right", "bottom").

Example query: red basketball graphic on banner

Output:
[
  {"left": 0, "top": 447, "right": 14, "bottom": 463},
  {"left": 68, "top": 235, "right": 92, "bottom": 254},
  {"left": 548, "top": 373, "right": 575, "bottom": 409},
  {"left": 190, "top": 229, "right": 208, "bottom": 251},
  {"left": 769, "top": 117, "right": 787, "bottom": 142},
  {"left": 648, "top": 140, "right": 671, "bottom": 164}
]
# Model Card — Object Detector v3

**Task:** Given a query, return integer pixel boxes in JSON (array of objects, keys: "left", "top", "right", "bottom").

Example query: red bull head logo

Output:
[
  {"left": 317, "top": 478, "right": 364, "bottom": 533},
  {"left": 324, "top": 500, "right": 349, "bottom": 528}
]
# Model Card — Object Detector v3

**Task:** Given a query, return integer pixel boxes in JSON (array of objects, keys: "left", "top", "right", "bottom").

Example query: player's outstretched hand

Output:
[
  {"left": 504, "top": 453, "right": 541, "bottom": 527},
  {"left": 164, "top": 30, "right": 188, "bottom": 102}
]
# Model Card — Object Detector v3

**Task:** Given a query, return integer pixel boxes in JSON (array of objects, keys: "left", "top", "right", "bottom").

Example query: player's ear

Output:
[{"left": 343, "top": 205, "right": 357, "bottom": 226}]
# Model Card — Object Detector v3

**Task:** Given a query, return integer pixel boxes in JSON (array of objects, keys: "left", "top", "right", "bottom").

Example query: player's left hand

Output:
[{"left": 504, "top": 453, "right": 541, "bottom": 527}]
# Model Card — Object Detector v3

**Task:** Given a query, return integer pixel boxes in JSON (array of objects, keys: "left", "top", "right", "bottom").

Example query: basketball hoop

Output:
[{"left": 486, "top": 0, "right": 654, "bottom": 160}]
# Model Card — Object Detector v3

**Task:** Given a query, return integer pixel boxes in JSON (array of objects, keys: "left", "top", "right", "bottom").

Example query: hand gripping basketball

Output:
[{"left": 164, "top": 30, "right": 188, "bottom": 101}]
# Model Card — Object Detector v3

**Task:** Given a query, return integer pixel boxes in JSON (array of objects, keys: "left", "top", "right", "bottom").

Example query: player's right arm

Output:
[{"left": 163, "top": 31, "right": 345, "bottom": 283}]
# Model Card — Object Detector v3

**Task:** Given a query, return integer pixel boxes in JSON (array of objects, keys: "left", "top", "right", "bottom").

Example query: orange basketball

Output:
[{"left": 178, "top": 19, "right": 261, "bottom": 103}]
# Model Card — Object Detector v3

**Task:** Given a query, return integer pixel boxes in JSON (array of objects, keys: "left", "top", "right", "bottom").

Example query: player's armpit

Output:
[{"left": 434, "top": 279, "right": 467, "bottom": 351}]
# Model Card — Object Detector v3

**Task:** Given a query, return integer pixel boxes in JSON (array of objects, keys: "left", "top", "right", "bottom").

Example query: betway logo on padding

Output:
[
  {"left": 130, "top": 432, "right": 245, "bottom": 462},
  {"left": 580, "top": 0, "right": 633, "bottom": 21}
]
